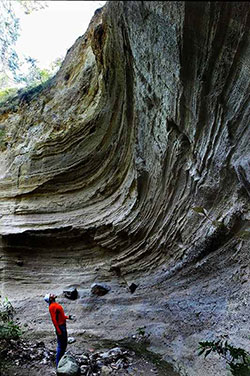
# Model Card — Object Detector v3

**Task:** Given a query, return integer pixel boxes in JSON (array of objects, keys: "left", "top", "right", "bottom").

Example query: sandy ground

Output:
[{"left": 0, "top": 290, "right": 180, "bottom": 376}]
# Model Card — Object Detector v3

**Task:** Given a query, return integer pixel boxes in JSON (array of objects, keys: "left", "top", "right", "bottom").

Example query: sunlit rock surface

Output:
[{"left": 0, "top": 2, "right": 249, "bottom": 375}]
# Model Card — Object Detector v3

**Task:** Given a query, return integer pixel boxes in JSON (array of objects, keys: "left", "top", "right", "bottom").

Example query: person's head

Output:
[{"left": 44, "top": 293, "right": 57, "bottom": 304}]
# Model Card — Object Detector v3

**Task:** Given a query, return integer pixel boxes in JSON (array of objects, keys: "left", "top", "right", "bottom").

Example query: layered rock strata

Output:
[{"left": 0, "top": 2, "right": 249, "bottom": 375}]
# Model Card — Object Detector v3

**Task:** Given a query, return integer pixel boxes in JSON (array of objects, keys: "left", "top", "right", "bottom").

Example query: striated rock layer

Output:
[{"left": 0, "top": 2, "right": 249, "bottom": 375}]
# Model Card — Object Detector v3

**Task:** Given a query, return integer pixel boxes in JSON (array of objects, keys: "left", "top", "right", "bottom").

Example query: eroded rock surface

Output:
[{"left": 0, "top": 2, "right": 249, "bottom": 375}]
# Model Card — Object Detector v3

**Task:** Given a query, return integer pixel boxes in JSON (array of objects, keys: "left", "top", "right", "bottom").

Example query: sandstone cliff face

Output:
[{"left": 0, "top": 2, "right": 249, "bottom": 375}]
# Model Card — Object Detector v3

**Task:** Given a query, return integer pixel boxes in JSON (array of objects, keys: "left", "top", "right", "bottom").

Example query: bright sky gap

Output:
[{"left": 14, "top": 1, "right": 106, "bottom": 71}]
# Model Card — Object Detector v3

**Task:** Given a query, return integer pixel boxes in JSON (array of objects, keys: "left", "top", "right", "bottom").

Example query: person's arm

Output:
[
  {"left": 49, "top": 305, "right": 62, "bottom": 335},
  {"left": 61, "top": 306, "right": 69, "bottom": 320}
]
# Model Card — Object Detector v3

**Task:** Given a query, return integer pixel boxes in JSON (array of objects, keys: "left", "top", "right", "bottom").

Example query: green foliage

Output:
[
  {"left": 136, "top": 326, "right": 146, "bottom": 336},
  {"left": 50, "top": 56, "right": 63, "bottom": 72},
  {"left": 0, "top": 0, "right": 48, "bottom": 84},
  {"left": 19, "top": 0, "right": 48, "bottom": 15},
  {"left": 0, "top": 57, "right": 62, "bottom": 111},
  {"left": 0, "top": 0, "right": 62, "bottom": 92},
  {"left": 0, "top": 320, "right": 22, "bottom": 339},
  {"left": 135, "top": 326, "right": 151, "bottom": 343},
  {"left": 192, "top": 206, "right": 250, "bottom": 241},
  {"left": 236, "top": 231, "right": 250, "bottom": 240},
  {"left": 0, "top": 87, "right": 18, "bottom": 103},
  {"left": 17, "top": 57, "right": 53, "bottom": 87},
  {"left": 0, "top": 1, "right": 20, "bottom": 76},
  {"left": 0, "top": 297, "right": 14, "bottom": 322},
  {"left": 198, "top": 339, "right": 250, "bottom": 376},
  {"left": 0, "top": 297, "right": 22, "bottom": 340},
  {"left": 192, "top": 207, "right": 208, "bottom": 216},
  {"left": 192, "top": 206, "right": 223, "bottom": 228}
]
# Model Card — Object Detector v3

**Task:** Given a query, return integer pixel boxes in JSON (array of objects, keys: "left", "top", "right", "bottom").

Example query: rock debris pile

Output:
[
  {"left": 0, "top": 338, "right": 55, "bottom": 367},
  {"left": 74, "top": 347, "right": 135, "bottom": 375},
  {"left": 0, "top": 338, "right": 142, "bottom": 376}
]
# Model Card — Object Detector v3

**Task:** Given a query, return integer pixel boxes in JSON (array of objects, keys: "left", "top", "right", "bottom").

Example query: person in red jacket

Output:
[{"left": 44, "top": 293, "right": 72, "bottom": 367}]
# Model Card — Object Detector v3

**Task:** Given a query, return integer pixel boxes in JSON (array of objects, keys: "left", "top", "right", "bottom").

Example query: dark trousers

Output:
[{"left": 56, "top": 324, "right": 67, "bottom": 367}]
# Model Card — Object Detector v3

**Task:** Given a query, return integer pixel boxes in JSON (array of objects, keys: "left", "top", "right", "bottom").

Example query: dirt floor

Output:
[{"left": 0, "top": 293, "right": 180, "bottom": 376}]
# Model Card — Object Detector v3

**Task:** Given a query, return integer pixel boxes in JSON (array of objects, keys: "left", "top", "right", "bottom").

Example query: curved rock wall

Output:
[{"left": 0, "top": 2, "right": 249, "bottom": 375}]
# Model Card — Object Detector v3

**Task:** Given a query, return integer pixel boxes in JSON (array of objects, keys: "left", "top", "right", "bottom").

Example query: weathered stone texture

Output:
[{"left": 0, "top": 2, "right": 249, "bottom": 375}]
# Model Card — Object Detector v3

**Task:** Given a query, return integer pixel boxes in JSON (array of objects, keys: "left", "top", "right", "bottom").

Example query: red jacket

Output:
[{"left": 49, "top": 302, "right": 69, "bottom": 335}]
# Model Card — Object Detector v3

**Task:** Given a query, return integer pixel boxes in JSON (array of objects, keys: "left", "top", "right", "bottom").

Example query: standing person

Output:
[{"left": 44, "top": 293, "right": 72, "bottom": 367}]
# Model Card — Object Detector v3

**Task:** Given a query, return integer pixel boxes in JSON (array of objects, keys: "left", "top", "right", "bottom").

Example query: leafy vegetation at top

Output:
[
  {"left": 0, "top": 0, "right": 48, "bottom": 84},
  {"left": 198, "top": 339, "right": 250, "bottom": 376},
  {"left": 0, "top": 0, "right": 62, "bottom": 107},
  {"left": 0, "top": 56, "right": 61, "bottom": 106}
]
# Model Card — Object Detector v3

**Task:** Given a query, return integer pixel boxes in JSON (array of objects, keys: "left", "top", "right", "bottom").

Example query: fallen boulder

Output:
[
  {"left": 57, "top": 354, "right": 80, "bottom": 376},
  {"left": 129, "top": 283, "right": 138, "bottom": 294},
  {"left": 90, "top": 283, "right": 111, "bottom": 296},
  {"left": 63, "top": 287, "right": 78, "bottom": 300},
  {"left": 101, "top": 365, "right": 113, "bottom": 375}
]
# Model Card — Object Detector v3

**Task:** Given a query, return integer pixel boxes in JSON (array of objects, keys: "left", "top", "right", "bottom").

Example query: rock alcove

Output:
[{"left": 0, "top": 2, "right": 249, "bottom": 375}]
